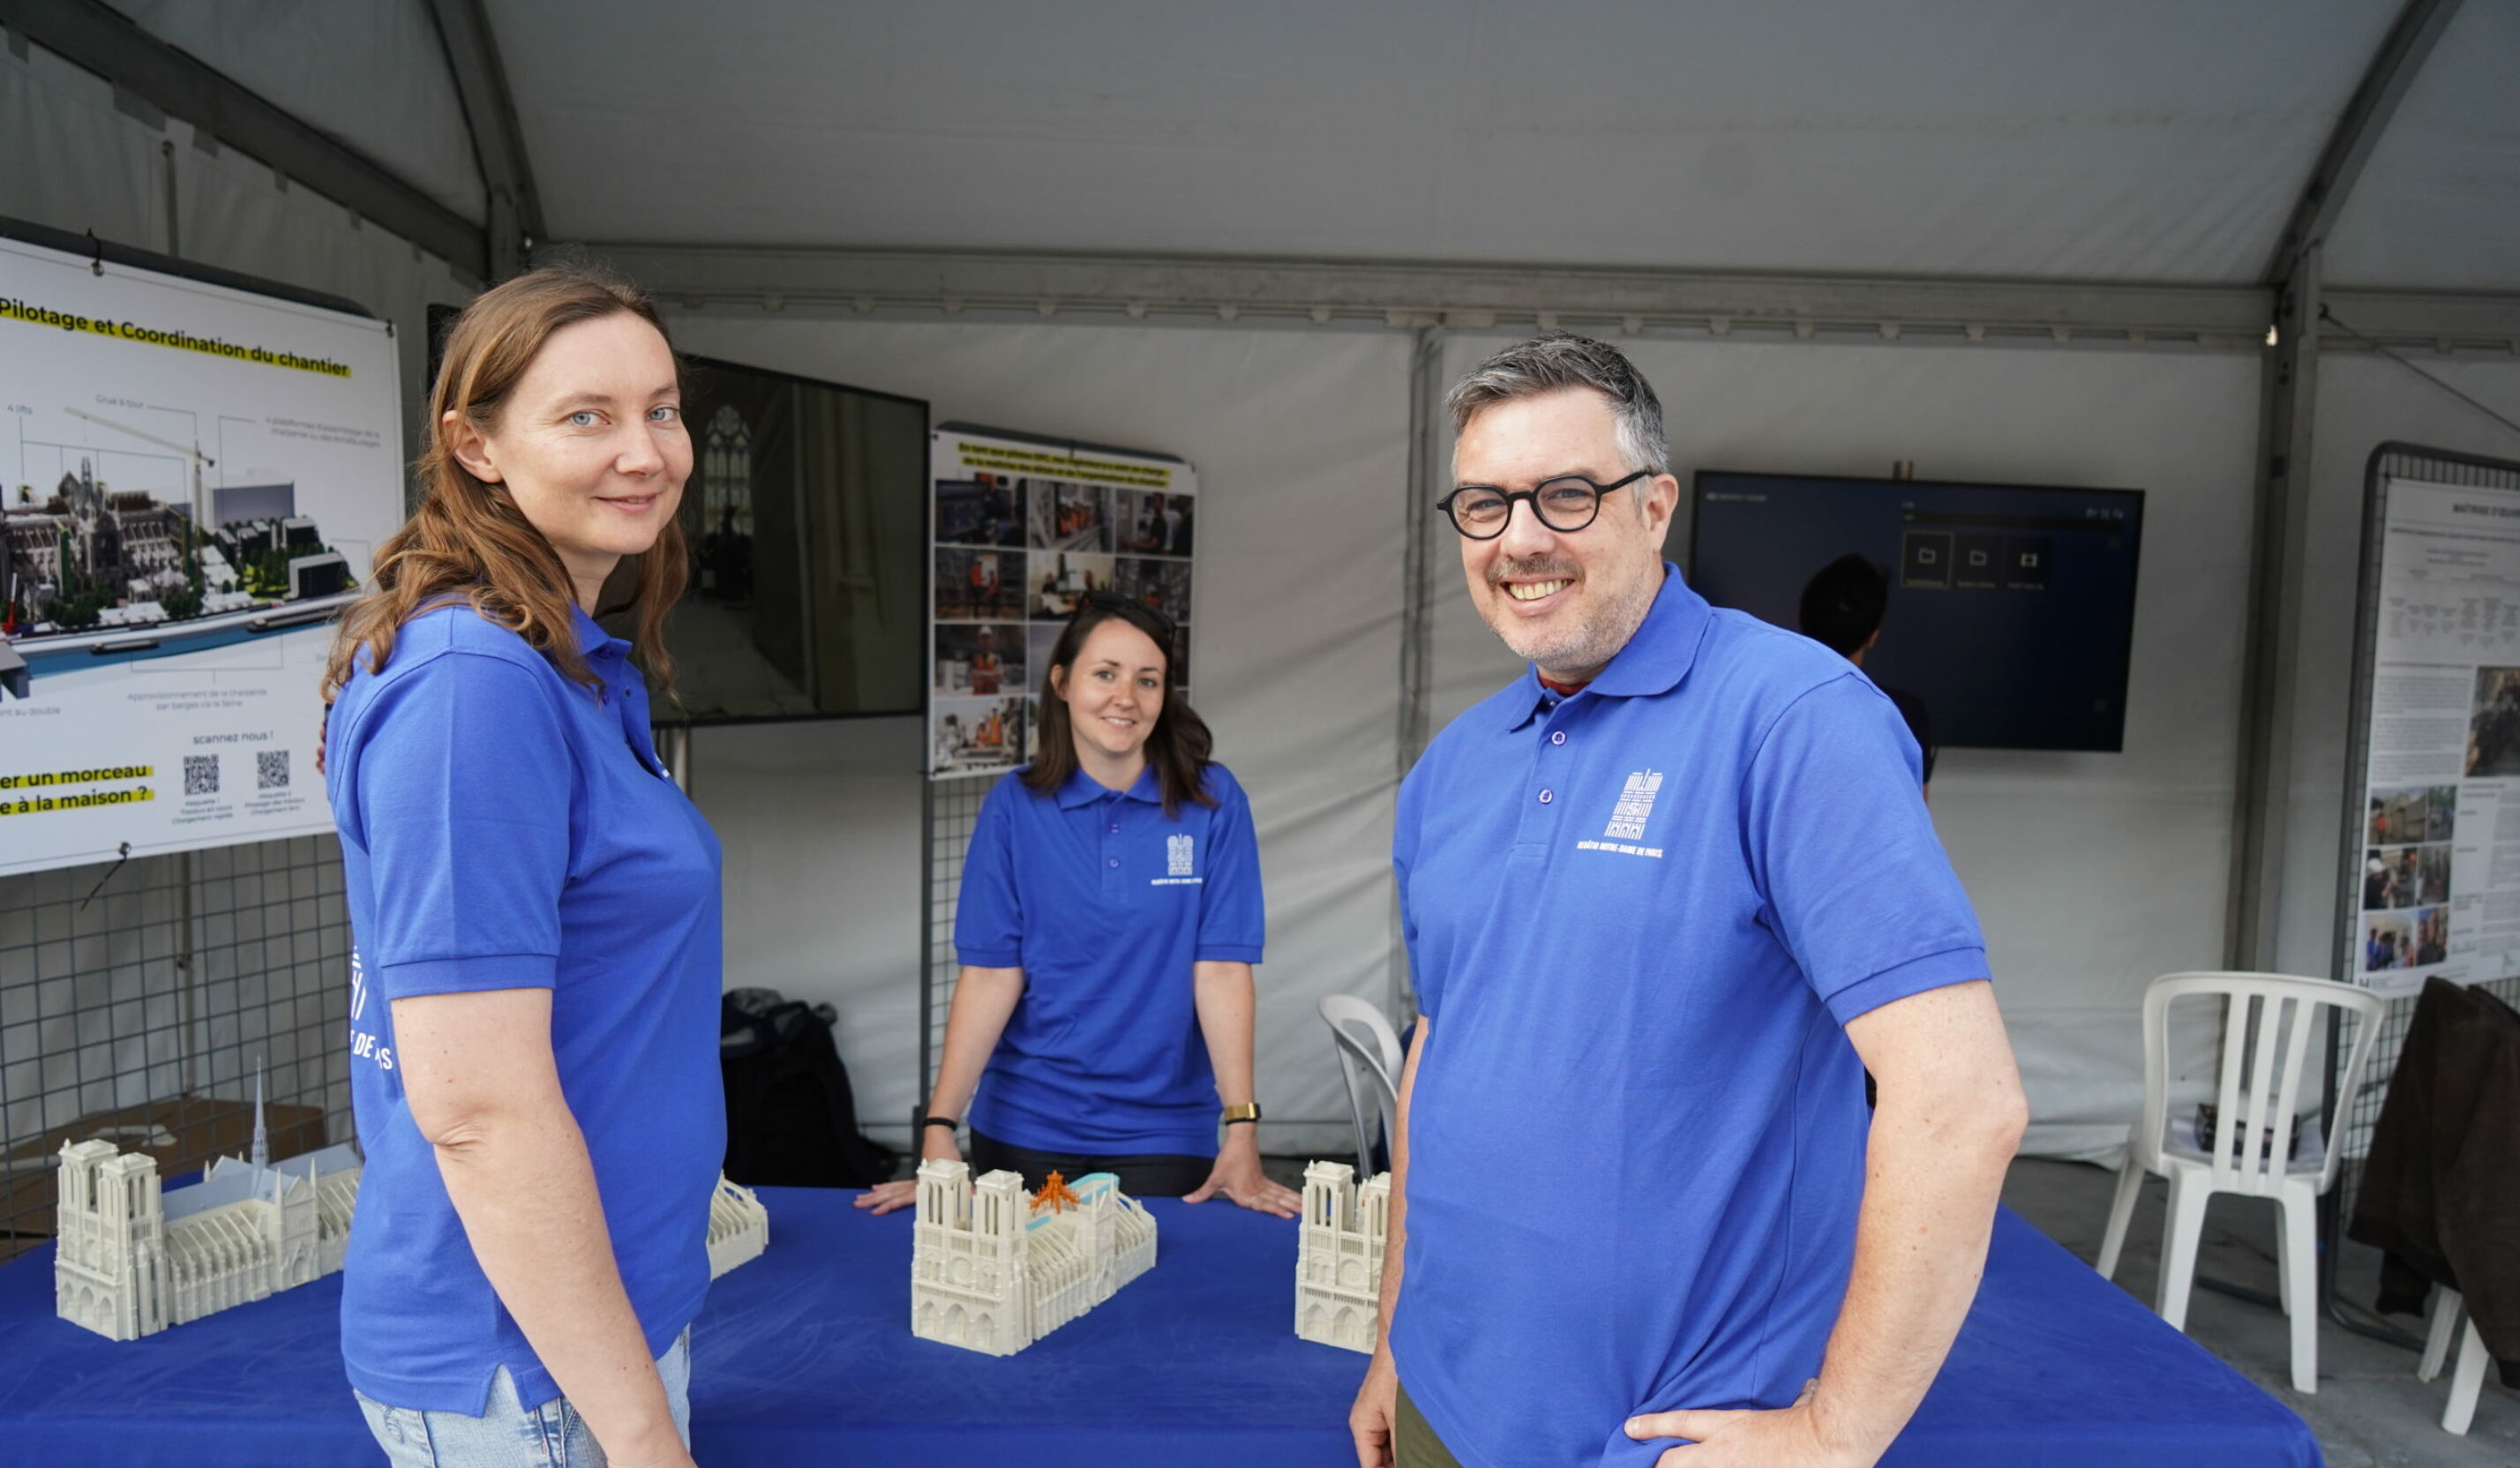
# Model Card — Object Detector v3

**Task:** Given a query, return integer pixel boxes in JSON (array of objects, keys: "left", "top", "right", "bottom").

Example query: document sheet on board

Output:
[{"left": 2353, "top": 476, "right": 2520, "bottom": 996}]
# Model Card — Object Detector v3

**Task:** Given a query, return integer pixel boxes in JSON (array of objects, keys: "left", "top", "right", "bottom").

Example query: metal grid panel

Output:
[
  {"left": 0, "top": 836, "right": 351, "bottom": 1260},
  {"left": 918, "top": 775, "right": 993, "bottom": 1114}
]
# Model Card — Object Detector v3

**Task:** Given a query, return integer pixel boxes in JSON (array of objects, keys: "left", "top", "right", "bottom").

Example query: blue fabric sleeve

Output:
[
  {"left": 952, "top": 777, "right": 1024, "bottom": 968},
  {"left": 1195, "top": 773, "right": 1264, "bottom": 962},
  {"left": 351, "top": 652, "right": 573, "bottom": 999},
  {"left": 1743, "top": 673, "right": 1989, "bottom": 1024}
]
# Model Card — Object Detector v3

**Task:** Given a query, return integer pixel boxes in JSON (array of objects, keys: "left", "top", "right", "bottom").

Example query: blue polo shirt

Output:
[
  {"left": 325, "top": 603, "right": 724, "bottom": 1414},
  {"left": 956, "top": 764, "right": 1264, "bottom": 1156},
  {"left": 1391, "top": 566, "right": 1988, "bottom": 1467}
]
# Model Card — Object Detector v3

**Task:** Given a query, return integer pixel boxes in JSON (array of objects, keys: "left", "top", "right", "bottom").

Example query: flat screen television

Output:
[
  {"left": 641, "top": 356, "right": 929, "bottom": 724},
  {"left": 1686, "top": 470, "right": 2144, "bottom": 752}
]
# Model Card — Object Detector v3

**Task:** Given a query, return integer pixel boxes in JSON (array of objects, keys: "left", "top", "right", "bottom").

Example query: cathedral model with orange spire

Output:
[{"left": 908, "top": 1160, "right": 1156, "bottom": 1356}]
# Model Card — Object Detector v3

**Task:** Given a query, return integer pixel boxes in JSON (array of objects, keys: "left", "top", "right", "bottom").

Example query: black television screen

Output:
[
  {"left": 1686, "top": 471, "right": 2144, "bottom": 752},
  {"left": 641, "top": 356, "right": 929, "bottom": 724}
]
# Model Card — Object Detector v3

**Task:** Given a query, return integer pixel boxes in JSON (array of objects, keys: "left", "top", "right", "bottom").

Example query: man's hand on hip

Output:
[{"left": 1624, "top": 1380, "right": 1876, "bottom": 1468}]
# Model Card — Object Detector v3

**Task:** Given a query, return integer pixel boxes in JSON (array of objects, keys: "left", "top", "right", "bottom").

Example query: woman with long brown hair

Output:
[
  {"left": 859, "top": 595, "right": 1299, "bottom": 1218},
  {"left": 322, "top": 266, "right": 715, "bottom": 1468}
]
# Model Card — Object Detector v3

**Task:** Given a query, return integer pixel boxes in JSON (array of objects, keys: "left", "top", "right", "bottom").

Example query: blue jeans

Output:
[{"left": 354, "top": 1332, "right": 691, "bottom": 1467}]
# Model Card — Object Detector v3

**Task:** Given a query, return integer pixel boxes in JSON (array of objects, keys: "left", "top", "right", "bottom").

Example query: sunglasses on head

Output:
[{"left": 1074, "top": 588, "right": 1178, "bottom": 640}]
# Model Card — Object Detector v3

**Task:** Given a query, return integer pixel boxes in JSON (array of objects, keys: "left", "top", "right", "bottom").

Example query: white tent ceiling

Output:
[
  {"left": 2319, "top": 0, "right": 2520, "bottom": 289},
  {"left": 108, "top": 0, "right": 485, "bottom": 226},
  {"left": 86, "top": 0, "right": 2520, "bottom": 293}
]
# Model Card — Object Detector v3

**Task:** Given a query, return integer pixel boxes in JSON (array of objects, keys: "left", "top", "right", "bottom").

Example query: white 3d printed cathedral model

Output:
[
  {"left": 1295, "top": 1160, "right": 1390, "bottom": 1353},
  {"left": 704, "top": 1175, "right": 769, "bottom": 1279},
  {"left": 53, "top": 1079, "right": 364, "bottom": 1342},
  {"left": 910, "top": 1159, "right": 1156, "bottom": 1356},
  {"left": 55, "top": 1080, "right": 771, "bottom": 1343}
]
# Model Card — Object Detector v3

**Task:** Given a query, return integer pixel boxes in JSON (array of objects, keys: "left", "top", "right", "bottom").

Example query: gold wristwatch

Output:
[{"left": 1221, "top": 1102, "right": 1262, "bottom": 1125}]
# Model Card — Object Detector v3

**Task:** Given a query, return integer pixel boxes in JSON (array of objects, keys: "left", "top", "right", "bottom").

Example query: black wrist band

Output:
[
  {"left": 921, "top": 1116, "right": 959, "bottom": 1130},
  {"left": 1223, "top": 1115, "right": 1258, "bottom": 1125}
]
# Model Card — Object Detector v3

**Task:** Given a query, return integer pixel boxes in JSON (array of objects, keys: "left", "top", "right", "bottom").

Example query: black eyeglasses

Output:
[
  {"left": 1076, "top": 588, "right": 1178, "bottom": 641},
  {"left": 1436, "top": 469, "right": 1651, "bottom": 540}
]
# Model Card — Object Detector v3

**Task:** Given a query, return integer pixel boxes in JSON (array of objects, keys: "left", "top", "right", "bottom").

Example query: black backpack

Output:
[{"left": 720, "top": 989, "right": 898, "bottom": 1187}]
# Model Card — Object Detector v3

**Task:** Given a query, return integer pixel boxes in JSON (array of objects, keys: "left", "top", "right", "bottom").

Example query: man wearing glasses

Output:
[{"left": 1354, "top": 334, "right": 2026, "bottom": 1468}]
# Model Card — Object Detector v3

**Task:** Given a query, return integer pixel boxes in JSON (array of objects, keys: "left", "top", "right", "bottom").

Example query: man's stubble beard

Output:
[{"left": 1483, "top": 545, "right": 1662, "bottom": 677}]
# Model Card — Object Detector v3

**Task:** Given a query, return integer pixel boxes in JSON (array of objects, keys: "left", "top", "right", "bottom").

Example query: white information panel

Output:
[
  {"left": 0, "top": 235, "right": 402, "bottom": 875},
  {"left": 2346, "top": 476, "right": 2520, "bottom": 995},
  {"left": 926, "top": 429, "right": 1196, "bottom": 779}
]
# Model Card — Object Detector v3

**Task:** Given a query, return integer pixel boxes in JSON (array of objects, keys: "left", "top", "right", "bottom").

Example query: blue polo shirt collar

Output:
[
  {"left": 571, "top": 604, "right": 629, "bottom": 662},
  {"left": 1054, "top": 765, "right": 1161, "bottom": 808},
  {"left": 1501, "top": 563, "right": 1711, "bottom": 729}
]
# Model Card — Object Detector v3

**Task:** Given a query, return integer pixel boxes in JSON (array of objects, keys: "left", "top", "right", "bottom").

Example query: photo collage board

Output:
[{"left": 927, "top": 429, "right": 1196, "bottom": 778}]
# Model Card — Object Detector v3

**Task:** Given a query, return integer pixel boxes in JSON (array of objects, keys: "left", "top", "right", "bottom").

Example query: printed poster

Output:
[
  {"left": 2349, "top": 476, "right": 2520, "bottom": 995},
  {"left": 927, "top": 429, "right": 1196, "bottom": 778},
  {"left": 0, "top": 234, "right": 402, "bottom": 875}
]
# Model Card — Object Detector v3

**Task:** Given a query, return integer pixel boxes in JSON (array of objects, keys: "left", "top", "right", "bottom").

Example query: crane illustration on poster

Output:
[{"left": 927, "top": 428, "right": 1196, "bottom": 778}]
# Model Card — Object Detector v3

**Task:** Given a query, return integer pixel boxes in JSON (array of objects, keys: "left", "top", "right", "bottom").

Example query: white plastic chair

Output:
[
  {"left": 2096, "top": 970, "right": 2383, "bottom": 1394},
  {"left": 2419, "top": 1287, "right": 2494, "bottom": 1435},
  {"left": 1316, "top": 994, "right": 1402, "bottom": 1180}
]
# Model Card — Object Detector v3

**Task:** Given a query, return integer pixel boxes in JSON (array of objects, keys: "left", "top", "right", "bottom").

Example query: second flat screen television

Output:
[
  {"left": 1687, "top": 471, "right": 2143, "bottom": 752},
  {"left": 650, "top": 356, "right": 929, "bottom": 723}
]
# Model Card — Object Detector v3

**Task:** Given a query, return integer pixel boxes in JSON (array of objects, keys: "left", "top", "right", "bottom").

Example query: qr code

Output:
[
  {"left": 258, "top": 750, "right": 290, "bottom": 790},
  {"left": 183, "top": 755, "right": 219, "bottom": 796}
]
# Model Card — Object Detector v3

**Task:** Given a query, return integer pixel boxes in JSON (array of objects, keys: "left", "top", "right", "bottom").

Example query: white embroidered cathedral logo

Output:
[
  {"left": 1603, "top": 770, "right": 1663, "bottom": 841},
  {"left": 1166, "top": 834, "right": 1195, "bottom": 877}
]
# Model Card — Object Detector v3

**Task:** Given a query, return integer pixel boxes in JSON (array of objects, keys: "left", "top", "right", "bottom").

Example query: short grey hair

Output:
[{"left": 1445, "top": 333, "right": 1669, "bottom": 476}]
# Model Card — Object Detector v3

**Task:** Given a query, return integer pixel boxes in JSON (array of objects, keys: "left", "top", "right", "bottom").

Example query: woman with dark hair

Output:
[
  {"left": 322, "top": 266, "right": 714, "bottom": 1468},
  {"left": 860, "top": 595, "right": 1298, "bottom": 1217}
]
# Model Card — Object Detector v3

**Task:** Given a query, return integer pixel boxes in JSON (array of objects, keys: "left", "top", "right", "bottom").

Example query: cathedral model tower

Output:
[{"left": 1294, "top": 1160, "right": 1390, "bottom": 1353}]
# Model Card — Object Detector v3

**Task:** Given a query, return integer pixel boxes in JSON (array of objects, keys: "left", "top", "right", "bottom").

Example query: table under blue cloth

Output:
[{"left": 0, "top": 1194, "right": 2316, "bottom": 1466}]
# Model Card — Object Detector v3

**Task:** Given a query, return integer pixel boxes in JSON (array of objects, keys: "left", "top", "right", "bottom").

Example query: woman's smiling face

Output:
[
  {"left": 449, "top": 311, "right": 689, "bottom": 602},
  {"left": 1055, "top": 617, "right": 1169, "bottom": 765}
]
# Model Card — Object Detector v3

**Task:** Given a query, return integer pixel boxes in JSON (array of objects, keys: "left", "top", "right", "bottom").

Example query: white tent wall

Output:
[
  {"left": 0, "top": 36, "right": 477, "bottom": 464},
  {"left": 12, "top": 0, "right": 2516, "bottom": 1171},
  {"left": 2273, "top": 356, "right": 2520, "bottom": 979},
  {"left": 658, "top": 315, "right": 1414, "bottom": 1157},
  {"left": 1428, "top": 332, "right": 2261, "bottom": 1159}
]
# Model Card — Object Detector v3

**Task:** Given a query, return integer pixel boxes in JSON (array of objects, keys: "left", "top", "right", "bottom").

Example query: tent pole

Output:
[
  {"left": 2225, "top": 253, "right": 2321, "bottom": 973},
  {"left": 1391, "top": 326, "right": 1444, "bottom": 1021},
  {"left": 2225, "top": 0, "right": 2462, "bottom": 973},
  {"left": 423, "top": 0, "right": 544, "bottom": 281}
]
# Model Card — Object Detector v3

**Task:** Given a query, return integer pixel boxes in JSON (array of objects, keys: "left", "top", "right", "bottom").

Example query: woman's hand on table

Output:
[
  {"left": 1185, "top": 1132, "right": 1300, "bottom": 1217},
  {"left": 855, "top": 1129, "right": 964, "bottom": 1215}
]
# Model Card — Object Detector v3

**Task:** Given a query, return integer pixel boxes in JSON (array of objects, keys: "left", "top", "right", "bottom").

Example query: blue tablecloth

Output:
[{"left": 0, "top": 1195, "right": 2315, "bottom": 1466}]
